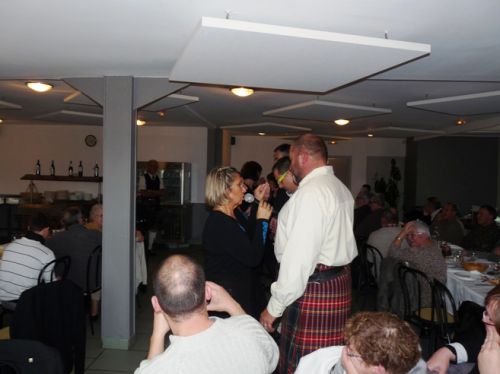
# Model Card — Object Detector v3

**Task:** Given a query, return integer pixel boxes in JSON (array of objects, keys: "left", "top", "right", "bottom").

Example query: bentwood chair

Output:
[{"left": 37, "top": 256, "right": 71, "bottom": 285}]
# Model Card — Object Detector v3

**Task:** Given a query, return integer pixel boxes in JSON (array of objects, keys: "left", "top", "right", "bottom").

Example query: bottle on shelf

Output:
[
  {"left": 78, "top": 161, "right": 83, "bottom": 177},
  {"left": 50, "top": 160, "right": 56, "bottom": 176},
  {"left": 93, "top": 163, "right": 100, "bottom": 177},
  {"left": 35, "top": 160, "right": 41, "bottom": 176},
  {"left": 68, "top": 161, "right": 74, "bottom": 177}
]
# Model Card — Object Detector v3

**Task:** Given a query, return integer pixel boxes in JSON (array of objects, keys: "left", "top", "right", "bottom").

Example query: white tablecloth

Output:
[
  {"left": 446, "top": 264, "right": 494, "bottom": 307},
  {"left": 135, "top": 241, "right": 148, "bottom": 289}
]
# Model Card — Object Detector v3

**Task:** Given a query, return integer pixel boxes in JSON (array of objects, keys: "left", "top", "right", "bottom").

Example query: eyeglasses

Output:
[
  {"left": 345, "top": 347, "right": 363, "bottom": 361},
  {"left": 277, "top": 170, "right": 289, "bottom": 184}
]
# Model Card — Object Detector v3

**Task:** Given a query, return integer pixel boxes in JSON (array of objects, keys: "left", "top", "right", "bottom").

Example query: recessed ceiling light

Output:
[
  {"left": 258, "top": 132, "right": 266, "bottom": 136},
  {"left": 231, "top": 87, "right": 254, "bottom": 97},
  {"left": 157, "top": 111, "right": 166, "bottom": 117},
  {"left": 0, "top": 118, "right": 3, "bottom": 124},
  {"left": 456, "top": 119, "right": 466, "bottom": 126},
  {"left": 26, "top": 82, "right": 53, "bottom": 93},
  {"left": 330, "top": 140, "right": 336, "bottom": 144},
  {"left": 367, "top": 133, "right": 374, "bottom": 137},
  {"left": 136, "top": 119, "right": 146, "bottom": 126},
  {"left": 334, "top": 119, "right": 350, "bottom": 126}
]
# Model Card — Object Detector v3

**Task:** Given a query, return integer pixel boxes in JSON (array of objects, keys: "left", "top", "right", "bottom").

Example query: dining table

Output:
[{"left": 446, "top": 250, "right": 499, "bottom": 308}]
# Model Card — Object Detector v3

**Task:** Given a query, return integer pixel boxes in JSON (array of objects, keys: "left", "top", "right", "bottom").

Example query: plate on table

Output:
[{"left": 453, "top": 270, "right": 481, "bottom": 281}]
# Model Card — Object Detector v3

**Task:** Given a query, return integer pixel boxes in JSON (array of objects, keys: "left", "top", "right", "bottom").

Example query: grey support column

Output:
[{"left": 101, "top": 76, "right": 137, "bottom": 349}]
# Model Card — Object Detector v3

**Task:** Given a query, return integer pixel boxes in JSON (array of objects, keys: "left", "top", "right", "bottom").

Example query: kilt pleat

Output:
[{"left": 278, "top": 266, "right": 351, "bottom": 374}]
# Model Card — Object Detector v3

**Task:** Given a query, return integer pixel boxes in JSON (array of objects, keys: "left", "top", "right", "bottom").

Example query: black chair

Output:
[
  {"left": 398, "top": 264, "right": 457, "bottom": 357},
  {"left": 86, "top": 245, "right": 102, "bottom": 335},
  {"left": 432, "top": 279, "right": 458, "bottom": 346},
  {"left": 365, "top": 244, "right": 383, "bottom": 283},
  {"left": 0, "top": 339, "right": 65, "bottom": 374},
  {"left": 37, "top": 256, "right": 71, "bottom": 285}
]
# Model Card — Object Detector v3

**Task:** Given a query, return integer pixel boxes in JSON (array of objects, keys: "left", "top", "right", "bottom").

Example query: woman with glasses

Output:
[{"left": 202, "top": 166, "right": 272, "bottom": 319}]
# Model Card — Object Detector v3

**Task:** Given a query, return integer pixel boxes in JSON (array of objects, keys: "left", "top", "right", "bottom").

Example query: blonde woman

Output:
[{"left": 203, "top": 166, "right": 272, "bottom": 319}]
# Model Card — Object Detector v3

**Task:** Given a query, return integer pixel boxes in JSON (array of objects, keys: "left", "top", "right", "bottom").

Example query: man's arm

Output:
[
  {"left": 147, "top": 311, "right": 170, "bottom": 359},
  {"left": 205, "top": 281, "right": 245, "bottom": 316}
]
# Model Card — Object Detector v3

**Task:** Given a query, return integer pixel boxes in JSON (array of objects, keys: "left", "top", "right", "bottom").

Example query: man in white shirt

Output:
[
  {"left": 0, "top": 213, "right": 55, "bottom": 301},
  {"left": 135, "top": 255, "right": 278, "bottom": 374},
  {"left": 260, "top": 134, "right": 358, "bottom": 374}
]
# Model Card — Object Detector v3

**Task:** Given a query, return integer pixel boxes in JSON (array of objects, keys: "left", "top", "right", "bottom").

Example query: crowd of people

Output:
[{"left": 1, "top": 134, "right": 500, "bottom": 373}]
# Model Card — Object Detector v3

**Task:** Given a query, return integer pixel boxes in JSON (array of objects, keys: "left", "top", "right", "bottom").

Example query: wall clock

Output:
[{"left": 85, "top": 134, "right": 97, "bottom": 147}]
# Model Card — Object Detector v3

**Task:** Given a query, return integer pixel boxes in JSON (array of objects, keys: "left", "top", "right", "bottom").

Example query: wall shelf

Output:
[{"left": 21, "top": 174, "right": 102, "bottom": 182}]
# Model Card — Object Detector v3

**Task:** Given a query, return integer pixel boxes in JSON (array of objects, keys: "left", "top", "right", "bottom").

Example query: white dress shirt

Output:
[{"left": 267, "top": 166, "right": 358, "bottom": 317}]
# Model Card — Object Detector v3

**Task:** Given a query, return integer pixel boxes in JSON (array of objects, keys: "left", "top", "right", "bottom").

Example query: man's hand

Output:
[
  {"left": 206, "top": 281, "right": 245, "bottom": 316},
  {"left": 427, "top": 347, "right": 455, "bottom": 374},
  {"left": 254, "top": 183, "right": 270, "bottom": 202},
  {"left": 260, "top": 308, "right": 277, "bottom": 332}
]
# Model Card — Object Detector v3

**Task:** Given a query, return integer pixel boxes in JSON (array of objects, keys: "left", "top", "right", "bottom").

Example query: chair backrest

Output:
[
  {"left": 0, "top": 339, "right": 65, "bottom": 374},
  {"left": 365, "top": 244, "right": 383, "bottom": 281},
  {"left": 397, "top": 264, "right": 432, "bottom": 320},
  {"left": 86, "top": 245, "right": 102, "bottom": 294},
  {"left": 432, "top": 279, "right": 458, "bottom": 344},
  {"left": 37, "top": 256, "right": 71, "bottom": 285}
]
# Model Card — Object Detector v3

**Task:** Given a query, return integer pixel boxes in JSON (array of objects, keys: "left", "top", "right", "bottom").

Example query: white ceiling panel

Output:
[
  {"left": 35, "top": 110, "right": 102, "bottom": 126},
  {"left": 220, "top": 122, "right": 311, "bottom": 135},
  {"left": 170, "top": 17, "right": 430, "bottom": 93},
  {"left": 407, "top": 91, "right": 500, "bottom": 116},
  {"left": 143, "top": 94, "right": 199, "bottom": 112},
  {"left": 263, "top": 100, "right": 391, "bottom": 122}
]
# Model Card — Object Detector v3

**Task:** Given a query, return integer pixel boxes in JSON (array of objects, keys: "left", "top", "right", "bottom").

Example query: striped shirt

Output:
[{"left": 0, "top": 237, "right": 55, "bottom": 301}]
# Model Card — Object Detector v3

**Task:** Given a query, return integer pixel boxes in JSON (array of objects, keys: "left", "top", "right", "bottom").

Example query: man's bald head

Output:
[
  {"left": 153, "top": 255, "right": 206, "bottom": 320},
  {"left": 293, "top": 134, "right": 328, "bottom": 162}
]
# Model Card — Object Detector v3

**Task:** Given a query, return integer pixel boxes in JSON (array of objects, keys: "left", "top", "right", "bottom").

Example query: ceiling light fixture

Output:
[
  {"left": 334, "top": 119, "right": 350, "bottom": 126},
  {"left": 0, "top": 118, "right": 3, "bottom": 124},
  {"left": 258, "top": 132, "right": 266, "bottom": 136},
  {"left": 330, "top": 140, "right": 336, "bottom": 144},
  {"left": 367, "top": 133, "right": 374, "bottom": 137},
  {"left": 136, "top": 119, "right": 146, "bottom": 126},
  {"left": 231, "top": 87, "right": 254, "bottom": 97},
  {"left": 456, "top": 119, "right": 466, "bottom": 126},
  {"left": 157, "top": 111, "right": 166, "bottom": 117},
  {"left": 26, "top": 82, "right": 53, "bottom": 93}
]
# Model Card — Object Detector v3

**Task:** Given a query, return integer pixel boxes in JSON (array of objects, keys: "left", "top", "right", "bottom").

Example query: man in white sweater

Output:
[{"left": 135, "top": 255, "right": 278, "bottom": 374}]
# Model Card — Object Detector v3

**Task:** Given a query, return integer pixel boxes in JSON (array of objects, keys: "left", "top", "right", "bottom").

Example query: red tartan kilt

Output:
[{"left": 278, "top": 265, "right": 351, "bottom": 374}]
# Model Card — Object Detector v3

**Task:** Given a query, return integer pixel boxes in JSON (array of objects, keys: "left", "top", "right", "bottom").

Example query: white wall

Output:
[
  {"left": 0, "top": 123, "right": 207, "bottom": 203},
  {"left": 231, "top": 136, "right": 406, "bottom": 194}
]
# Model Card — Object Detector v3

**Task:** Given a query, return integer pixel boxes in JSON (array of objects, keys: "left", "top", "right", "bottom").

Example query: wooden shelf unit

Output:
[{"left": 21, "top": 174, "right": 103, "bottom": 182}]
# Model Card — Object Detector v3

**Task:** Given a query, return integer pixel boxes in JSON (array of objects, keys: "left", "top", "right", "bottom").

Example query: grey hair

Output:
[{"left": 413, "top": 220, "right": 430, "bottom": 237}]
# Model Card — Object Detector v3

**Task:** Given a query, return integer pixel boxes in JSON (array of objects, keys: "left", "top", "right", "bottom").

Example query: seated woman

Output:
[
  {"left": 202, "top": 166, "right": 272, "bottom": 319},
  {"left": 427, "top": 284, "right": 500, "bottom": 374},
  {"left": 478, "top": 289, "right": 500, "bottom": 374}
]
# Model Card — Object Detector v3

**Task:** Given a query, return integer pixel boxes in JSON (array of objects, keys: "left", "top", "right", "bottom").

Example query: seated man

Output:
[
  {"left": 367, "top": 208, "right": 401, "bottom": 258},
  {"left": 462, "top": 204, "right": 500, "bottom": 253},
  {"left": 47, "top": 206, "right": 101, "bottom": 291},
  {"left": 430, "top": 202, "right": 464, "bottom": 245},
  {"left": 354, "top": 193, "right": 386, "bottom": 243},
  {"left": 0, "top": 212, "right": 55, "bottom": 302},
  {"left": 85, "top": 203, "right": 103, "bottom": 231},
  {"left": 46, "top": 206, "right": 101, "bottom": 316},
  {"left": 295, "top": 311, "right": 426, "bottom": 374},
  {"left": 353, "top": 191, "right": 373, "bottom": 230},
  {"left": 388, "top": 220, "right": 446, "bottom": 307},
  {"left": 135, "top": 255, "right": 279, "bottom": 374}
]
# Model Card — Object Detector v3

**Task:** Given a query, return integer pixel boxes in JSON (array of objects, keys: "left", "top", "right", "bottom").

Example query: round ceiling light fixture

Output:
[
  {"left": 26, "top": 82, "right": 53, "bottom": 93},
  {"left": 0, "top": 118, "right": 3, "bottom": 124},
  {"left": 334, "top": 118, "right": 350, "bottom": 126},
  {"left": 330, "top": 140, "right": 336, "bottom": 144},
  {"left": 456, "top": 119, "right": 466, "bottom": 126},
  {"left": 258, "top": 132, "right": 266, "bottom": 136},
  {"left": 231, "top": 87, "right": 254, "bottom": 97},
  {"left": 367, "top": 133, "right": 374, "bottom": 137},
  {"left": 136, "top": 119, "right": 146, "bottom": 126}
]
